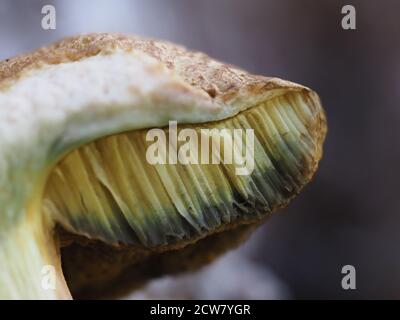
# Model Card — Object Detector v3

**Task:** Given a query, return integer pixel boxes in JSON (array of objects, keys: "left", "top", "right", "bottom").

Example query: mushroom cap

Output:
[{"left": 0, "top": 33, "right": 326, "bottom": 299}]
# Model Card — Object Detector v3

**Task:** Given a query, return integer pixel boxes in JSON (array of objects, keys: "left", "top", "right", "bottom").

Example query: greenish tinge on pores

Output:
[{"left": 42, "top": 91, "right": 323, "bottom": 247}]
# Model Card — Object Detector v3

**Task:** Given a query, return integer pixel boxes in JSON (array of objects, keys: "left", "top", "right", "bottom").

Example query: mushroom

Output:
[{"left": 0, "top": 33, "right": 327, "bottom": 299}]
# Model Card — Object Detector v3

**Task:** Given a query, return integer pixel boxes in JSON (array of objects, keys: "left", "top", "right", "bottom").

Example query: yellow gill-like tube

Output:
[{"left": 43, "top": 91, "right": 324, "bottom": 247}]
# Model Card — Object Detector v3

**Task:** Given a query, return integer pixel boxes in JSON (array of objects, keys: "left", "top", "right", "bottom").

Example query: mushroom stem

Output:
[{"left": 0, "top": 199, "right": 71, "bottom": 299}]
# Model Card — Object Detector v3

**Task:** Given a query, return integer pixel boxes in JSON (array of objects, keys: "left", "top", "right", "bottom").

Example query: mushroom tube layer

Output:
[
  {"left": 0, "top": 33, "right": 326, "bottom": 299},
  {"left": 44, "top": 92, "right": 323, "bottom": 247}
]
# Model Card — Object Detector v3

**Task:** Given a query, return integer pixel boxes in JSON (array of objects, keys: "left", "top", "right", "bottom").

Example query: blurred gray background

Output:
[{"left": 1, "top": 0, "right": 399, "bottom": 299}]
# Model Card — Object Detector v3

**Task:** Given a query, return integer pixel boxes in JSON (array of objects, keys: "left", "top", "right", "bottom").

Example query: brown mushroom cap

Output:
[{"left": 0, "top": 33, "right": 326, "bottom": 299}]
